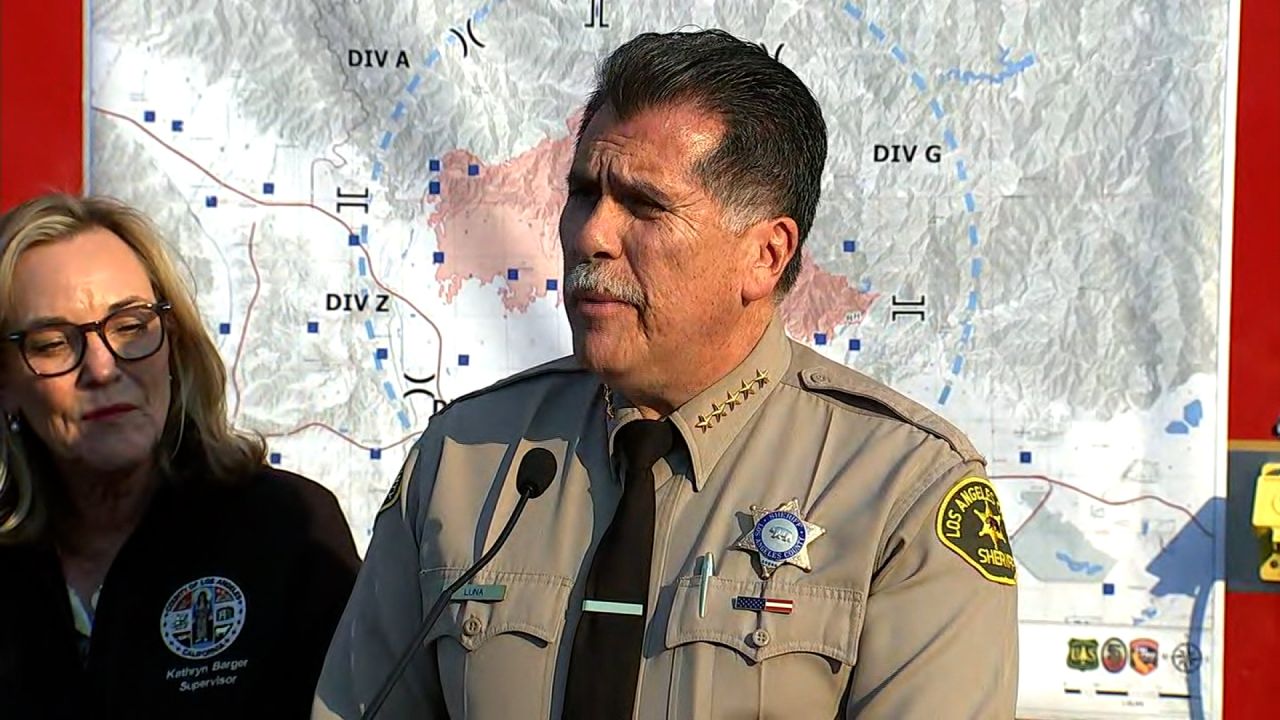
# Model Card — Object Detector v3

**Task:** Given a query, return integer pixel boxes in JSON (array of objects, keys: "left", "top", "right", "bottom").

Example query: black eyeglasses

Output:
[{"left": 5, "top": 302, "right": 172, "bottom": 378}]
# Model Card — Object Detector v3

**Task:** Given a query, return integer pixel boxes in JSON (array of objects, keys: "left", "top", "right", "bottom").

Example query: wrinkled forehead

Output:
[
  {"left": 8, "top": 229, "right": 156, "bottom": 326},
  {"left": 571, "top": 103, "right": 725, "bottom": 187}
]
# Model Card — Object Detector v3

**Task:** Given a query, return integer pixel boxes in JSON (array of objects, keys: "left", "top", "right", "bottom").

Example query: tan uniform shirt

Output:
[{"left": 314, "top": 315, "right": 1018, "bottom": 719}]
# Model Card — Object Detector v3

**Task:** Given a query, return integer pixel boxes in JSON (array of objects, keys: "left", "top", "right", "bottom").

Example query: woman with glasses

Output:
[{"left": 0, "top": 193, "right": 361, "bottom": 719}]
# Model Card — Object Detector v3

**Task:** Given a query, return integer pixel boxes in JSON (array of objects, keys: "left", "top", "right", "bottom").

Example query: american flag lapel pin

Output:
[{"left": 732, "top": 596, "right": 795, "bottom": 615}]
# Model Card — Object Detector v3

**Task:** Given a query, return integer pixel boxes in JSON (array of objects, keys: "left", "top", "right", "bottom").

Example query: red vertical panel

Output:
[
  {"left": 0, "top": 0, "right": 85, "bottom": 211},
  {"left": 1227, "top": 0, "right": 1280, "bottom": 441},
  {"left": 1224, "top": 0, "right": 1280, "bottom": 717}
]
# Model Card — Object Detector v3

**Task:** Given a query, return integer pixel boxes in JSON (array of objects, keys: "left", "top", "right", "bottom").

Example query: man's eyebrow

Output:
[
  {"left": 22, "top": 295, "right": 154, "bottom": 328},
  {"left": 566, "top": 165, "right": 676, "bottom": 207},
  {"left": 616, "top": 175, "right": 675, "bottom": 206}
]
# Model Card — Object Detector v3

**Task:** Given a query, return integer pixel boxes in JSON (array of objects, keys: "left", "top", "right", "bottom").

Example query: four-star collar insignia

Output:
[
  {"left": 733, "top": 498, "right": 826, "bottom": 579},
  {"left": 696, "top": 369, "right": 770, "bottom": 433}
]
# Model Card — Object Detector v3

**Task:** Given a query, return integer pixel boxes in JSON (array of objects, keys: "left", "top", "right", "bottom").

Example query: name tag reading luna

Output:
[{"left": 450, "top": 584, "right": 507, "bottom": 602}]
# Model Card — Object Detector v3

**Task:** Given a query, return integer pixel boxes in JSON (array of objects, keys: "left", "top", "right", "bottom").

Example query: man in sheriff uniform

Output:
[{"left": 314, "top": 28, "right": 1018, "bottom": 719}]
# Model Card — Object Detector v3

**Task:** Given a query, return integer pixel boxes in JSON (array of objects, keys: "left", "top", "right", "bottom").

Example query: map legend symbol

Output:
[
  {"left": 336, "top": 187, "right": 371, "bottom": 214},
  {"left": 584, "top": 0, "right": 608, "bottom": 28},
  {"left": 889, "top": 294, "right": 926, "bottom": 321}
]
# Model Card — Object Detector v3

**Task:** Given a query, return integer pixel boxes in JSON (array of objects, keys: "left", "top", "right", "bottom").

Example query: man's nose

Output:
[{"left": 564, "top": 197, "right": 625, "bottom": 262}]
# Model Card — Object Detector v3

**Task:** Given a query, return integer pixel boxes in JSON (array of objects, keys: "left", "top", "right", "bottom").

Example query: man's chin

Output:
[{"left": 571, "top": 329, "right": 636, "bottom": 377}]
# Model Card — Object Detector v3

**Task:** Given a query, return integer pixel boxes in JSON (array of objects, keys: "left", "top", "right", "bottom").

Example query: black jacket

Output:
[{"left": 0, "top": 466, "right": 361, "bottom": 719}]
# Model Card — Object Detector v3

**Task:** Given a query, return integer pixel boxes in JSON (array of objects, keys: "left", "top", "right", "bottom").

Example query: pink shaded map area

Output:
[
  {"left": 780, "top": 250, "right": 879, "bottom": 342},
  {"left": 428, "top": 117, "right": 579, "bottom": 313},
  {"left": 428, "top": 117, "right": 877, "bottom": 337}
]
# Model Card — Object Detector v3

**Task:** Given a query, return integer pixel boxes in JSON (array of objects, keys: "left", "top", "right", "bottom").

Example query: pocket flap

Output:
[
  {"left": 419, "top": 568, "right": 572, "bottom": 650},
  {"left": 665, "top": 575, "right": 863, "bottom": 665}
]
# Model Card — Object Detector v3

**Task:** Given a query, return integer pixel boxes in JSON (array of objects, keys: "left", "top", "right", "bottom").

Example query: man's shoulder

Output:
[
  {"left": 782, "top": 340, "right": 984, "bottom": 465},
  {"left": 434, "top": 354, "right": 596, "bottom": 419}
]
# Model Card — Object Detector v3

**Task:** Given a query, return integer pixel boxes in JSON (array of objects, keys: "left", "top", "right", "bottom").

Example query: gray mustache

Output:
[{"left": 565, "top": 263, "right": 646, "bottom": 309}]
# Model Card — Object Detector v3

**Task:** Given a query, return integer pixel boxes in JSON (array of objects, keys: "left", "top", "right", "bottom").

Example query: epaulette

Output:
[
  {"left": 791, "top": 347, "right": 984, "bottom": 465},
  {"left": 431, "top": 355, "right": 586, "bottom": 418}
]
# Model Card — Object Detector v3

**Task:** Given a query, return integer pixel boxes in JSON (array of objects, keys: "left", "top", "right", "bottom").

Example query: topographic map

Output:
[{"left": 87, "top": 1, "right": 1234, "bottom": 717}]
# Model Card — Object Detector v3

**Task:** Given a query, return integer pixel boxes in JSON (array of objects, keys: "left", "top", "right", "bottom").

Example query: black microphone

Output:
[{"left": 362, "top": 447, "right": 558, "bottom": 720}]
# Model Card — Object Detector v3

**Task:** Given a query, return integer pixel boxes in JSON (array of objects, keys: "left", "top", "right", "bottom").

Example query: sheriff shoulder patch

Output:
[
  {"left": 936, "top": 476, "right": 1017, "bottom": 585},
  {"left": 380, "top": 445, "right": 420, "bottom": 516}
]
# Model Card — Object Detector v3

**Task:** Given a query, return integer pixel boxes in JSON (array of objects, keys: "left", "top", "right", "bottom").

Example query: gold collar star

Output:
[
  {"left": 709, "top": 401, "right": 728, "bottom": 422},
  {"left": 752, "top": 369, "right": 770, "bottom": 389},
  {"left": 724, "top": 389, "right": 743, "bottom": 410},
  {"left": 737, "top": 379, "right": 755, "bottom": 399},
  {"left": 602, "top": 385, "right": 615, "bottom": 420},
  {"left": 695, "top": 415, "right": 713, "bottom": 432},
  {"left": 733, "top": 498, "right": 826, "bottom": 579}
]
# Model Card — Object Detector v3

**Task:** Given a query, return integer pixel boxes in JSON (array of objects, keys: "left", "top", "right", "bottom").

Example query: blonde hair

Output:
[{"left": 0, "top": 193, "right": 266, "bottom": 542}]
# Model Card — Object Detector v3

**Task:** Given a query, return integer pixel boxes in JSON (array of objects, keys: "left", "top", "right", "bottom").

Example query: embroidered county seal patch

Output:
[{"left": 160, "top": 576, "right": 247, "bottom": 660}]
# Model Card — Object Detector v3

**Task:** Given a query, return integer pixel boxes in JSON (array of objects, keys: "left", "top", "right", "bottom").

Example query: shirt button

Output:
[
  {"left": 811, "top": 371, "right": 829, "bottom": 384},
  {"left": 751, "top": 629, "right": 771, "bottom": 648},
  {"left": 462, "top": 615, "right": 484, "bottom": 637}
]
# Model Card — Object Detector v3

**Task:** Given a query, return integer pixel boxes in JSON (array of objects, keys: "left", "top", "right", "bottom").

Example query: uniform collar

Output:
[{"left": 605, "top": 313, "right": 791, "bottom": 490}]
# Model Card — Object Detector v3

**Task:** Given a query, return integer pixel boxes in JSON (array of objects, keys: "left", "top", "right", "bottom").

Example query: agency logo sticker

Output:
[
  {"left": 936, "top": 476, "right": 1017, "bottom": 585},
  {"left": 1101, "top": 637, "right": 1128, "bottom": 673},
  {"left": 1172, "top": 642, "right": 1202, "bottom": 674},
  {"left": 160, "top": 576, "right": 247, "bottom": 660},
  {"left": 1067, "top": 638, "right": 1099, "bottom": 671},
  {"left": 1130, "top": 638, "right": 1159, "bottom": 675}
]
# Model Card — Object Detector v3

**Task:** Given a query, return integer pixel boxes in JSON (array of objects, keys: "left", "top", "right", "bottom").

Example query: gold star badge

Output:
[
  {"left": 733, "top": 498, "right": 826, "bottom": 579},
  {"left": 738, "top": 379, "right": 755, "bottom": 399},
  {"left": 752, "top": 370, "right": 770, "bottom": 389},
  {"left": 695, "top": 415, "right": 713, "bottom": 432}
]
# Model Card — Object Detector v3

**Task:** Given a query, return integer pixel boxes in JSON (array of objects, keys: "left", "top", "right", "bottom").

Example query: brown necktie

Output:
[{"left": 562, "top": 419, "right": 674, "bottom": 719}]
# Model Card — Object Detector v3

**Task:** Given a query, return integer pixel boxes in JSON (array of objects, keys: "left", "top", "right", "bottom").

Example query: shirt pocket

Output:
[
  {"left": 664, "top": 575, "right": 864, "bottom": 719},
  {"left": 419, "top": 568, "right": 572, "bottom": 719}
]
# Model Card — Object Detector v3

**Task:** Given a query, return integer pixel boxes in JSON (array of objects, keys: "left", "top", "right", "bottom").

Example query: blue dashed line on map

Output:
[
  {"left": 374, "top": 351, "right": 384, "bottom": 371},
  {"left": 372, "top": 161, "right": 383, "bottom": 181},
  {"left": 406, "top": 74, "right": 421, "bottom": 94},
  {"left": 844, "top": 2, "right": 988, "bottom": 405},
  {"left": 361, "top": 225, "right": 368, "bottom": 243},
  {"left": 357, "top": 257, "right": 367, "bottom": 276},
  {"left": 382, "top": 381, "right": 396, "bottom": 400},
  {"left": 398, "top": 410, "right": 411, "bottom": 430},
  {"left": 426, "top": 49, "right": 441, "bottom": 68},
  {"left": 364, "top": 320, "right": 375, "bottom": 340},
  {"left": 392, "top": 102, "right": 405, "bottom": 121},
  {"left": 379, "top": 131, "right": 393, "bottom": 150}
]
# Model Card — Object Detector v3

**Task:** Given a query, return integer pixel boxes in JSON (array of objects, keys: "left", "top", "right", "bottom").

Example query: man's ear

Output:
[{"left": 740, "top": 215, "right": 799, "bottom": 303}]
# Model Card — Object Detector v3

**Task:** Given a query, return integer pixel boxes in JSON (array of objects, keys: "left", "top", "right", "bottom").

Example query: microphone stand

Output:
[{"left": 362, "top": 492, "right": 533, "bottom": 720}]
